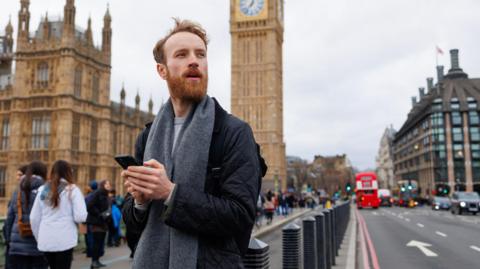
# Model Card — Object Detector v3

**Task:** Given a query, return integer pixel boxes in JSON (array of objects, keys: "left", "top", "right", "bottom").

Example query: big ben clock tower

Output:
[{"left": 230, "top": 0, "right": 286, "bottom": 191}]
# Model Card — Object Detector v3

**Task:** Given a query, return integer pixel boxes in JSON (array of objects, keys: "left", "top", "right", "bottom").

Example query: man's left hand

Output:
[{"left": 124, "top": 159, "right": 174, "bottom": 201}]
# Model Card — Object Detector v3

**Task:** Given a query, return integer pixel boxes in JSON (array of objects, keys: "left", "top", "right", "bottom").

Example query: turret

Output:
[
  {"left": 120, "top": 83, "right": 126, "bottom": 105},
  {"left": 135, "top": 90, "right": 140, "bottom": 110},
  {"left": 62, "top": 0, "right": 76, "bottom": 42},
  {"left": 85, "top": 17, "right": 93, "bottom": 46},
  {"left": 5, "top": 16, "right": 14, "bottom": 53},
  {"left": 42, "top": 13, "right": 50, "bottom": 40},
  {"left": 102, "top": 5, "right": 112, "bottom": 62},
  {"left": 17, "top": 0, "right": 30, "bottom": 45},
  {"left": 148, "top": 96, "right": 153, "bottom": 115}
]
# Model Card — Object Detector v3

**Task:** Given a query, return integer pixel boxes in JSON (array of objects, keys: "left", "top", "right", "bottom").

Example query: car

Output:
[
  {"left": 450, "top": 192, "right": 480, "bottom": 215},
  {"left": 431, "top": 196, "right": 451, "bottom": 210},
  {"left": 378, "top": 189, "right": 393, "bottom": 207}
]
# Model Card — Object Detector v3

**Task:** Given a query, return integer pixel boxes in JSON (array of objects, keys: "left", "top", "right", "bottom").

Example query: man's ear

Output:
[{"left": 157, "top": 63, "right": 167, "bottom": 80}]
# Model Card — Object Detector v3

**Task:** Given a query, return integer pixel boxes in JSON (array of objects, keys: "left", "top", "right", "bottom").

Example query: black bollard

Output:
[
  {"left": 282, "top": 222, "right": 301, "bottom": 269},
  {"left": 331, "top": 207, "right": 339, "bottom": 256},
  {"left": 323, "top": 209, "right": 332, "bottom": 269},
  {"left": 243, "top": 238, "right": 270, "bottom": 269},
  {"left": 314, "top": 213, "right": 327, "bottom": 269},
  {"left": 303, "top": 217, "right": 317, "bottom": 269},
  {"left": 328, "top": 208, "right": 336, "bottom": 265}
]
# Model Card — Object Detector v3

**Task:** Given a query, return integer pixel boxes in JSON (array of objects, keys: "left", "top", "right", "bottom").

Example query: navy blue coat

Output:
[{"left": 5, "top": 176, "right": 45, "bottom": 256}]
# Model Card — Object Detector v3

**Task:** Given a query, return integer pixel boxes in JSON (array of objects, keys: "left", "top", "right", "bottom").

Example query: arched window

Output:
[
  {"left": 92, "top": 73, "right": 100, "bottom": 103},
  {"left": 74, "top": 66, "right": 83, "bottom": 98},
  {"left": 37, "top": 62, "right": 49, "bottom": 88}
]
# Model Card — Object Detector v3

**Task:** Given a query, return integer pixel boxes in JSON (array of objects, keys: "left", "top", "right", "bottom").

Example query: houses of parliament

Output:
[
  {"left": 0, "top": 0, "right": 288, "bottom": 215},
  {"left": 0, "top": 0, "right": 153, "bottom": 215}
]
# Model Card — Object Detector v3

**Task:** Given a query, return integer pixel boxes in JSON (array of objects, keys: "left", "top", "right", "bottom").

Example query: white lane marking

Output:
[
  {"left": 392, "top": 212, "right": 397, "bottom": 216},
  {"left": 417, "top": 223, "right": 424, "bottom": 228},
  {"left": 405, "top": 218, "right": 410, "bottom": 222},
  {"left": 470, "top": 245, "right": 480, "bottom": 252},
  {"left": 406, "top": 240, "right": 438, "bottom": 257},
  {"left": 435, "top": 231, "right": 447, "bottom": 237},
  {"left": 373, "top": 212, "right": 378, "bottom": 215},
  {"left": 398, "top": 215, "right": 404, "bottom": 219}
]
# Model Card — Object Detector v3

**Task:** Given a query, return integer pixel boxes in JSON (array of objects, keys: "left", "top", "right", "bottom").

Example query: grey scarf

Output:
[{"left": 132, "top": 96, "right": 215, "bottom": 269}]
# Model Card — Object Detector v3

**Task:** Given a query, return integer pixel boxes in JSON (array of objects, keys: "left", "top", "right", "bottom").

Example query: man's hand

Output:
[{"left": 123, "top": 159, "right": 174, "bottom": 201}]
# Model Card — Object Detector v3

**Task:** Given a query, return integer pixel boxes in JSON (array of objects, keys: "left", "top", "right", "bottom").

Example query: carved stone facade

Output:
[
  {"left": 376, "top": 126, "right": 396, "bottom": 189},
  {"left": 0, "top": 0, "right": 153, "bottom": 216},
  {"left": 230, "top": 0, "right": 287, "bottom": 191}
]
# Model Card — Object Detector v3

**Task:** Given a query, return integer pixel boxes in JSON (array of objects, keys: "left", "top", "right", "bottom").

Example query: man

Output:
[{"left": 122, "top": 18, "right": 262, "bottom": 269}]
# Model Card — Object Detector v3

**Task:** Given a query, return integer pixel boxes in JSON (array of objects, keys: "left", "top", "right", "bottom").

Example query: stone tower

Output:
[{"left": 230, "top": 0, "right": 286, "bottom": 191}]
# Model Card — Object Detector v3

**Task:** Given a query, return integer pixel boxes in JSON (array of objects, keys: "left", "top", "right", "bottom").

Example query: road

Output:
[{"left": 358, "top": 206, "right": 480, "bottom": 269}]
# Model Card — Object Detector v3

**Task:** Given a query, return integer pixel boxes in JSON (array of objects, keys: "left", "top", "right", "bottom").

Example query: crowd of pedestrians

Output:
[
  {"left": 2, "top": 160, "right": 125, "bottom": 269},
  {"left": 255, "top": 189, "right": 327, "bottom": 228}
]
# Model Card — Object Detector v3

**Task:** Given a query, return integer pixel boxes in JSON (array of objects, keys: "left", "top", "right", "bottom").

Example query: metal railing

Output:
[{"left": 243, "top": 201, "right": 351, "bottom": 269}]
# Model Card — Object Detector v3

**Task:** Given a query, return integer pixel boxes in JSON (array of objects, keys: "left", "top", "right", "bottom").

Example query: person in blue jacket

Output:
[{"left": 4, "top": 161, "right": 48, "bottom": 269}]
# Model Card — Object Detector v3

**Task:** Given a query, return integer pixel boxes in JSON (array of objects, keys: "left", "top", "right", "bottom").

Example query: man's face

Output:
[{"left": 157, "top": 32, "right": 208, "bottom": 103}]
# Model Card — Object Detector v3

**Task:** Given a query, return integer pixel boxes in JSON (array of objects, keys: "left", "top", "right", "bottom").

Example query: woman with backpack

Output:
[
  {"left": 30, "top": 160, "right": 88, "bottom": 269},
  {"left": 4, "top": 161, "right": 48, "bottom": 269}
]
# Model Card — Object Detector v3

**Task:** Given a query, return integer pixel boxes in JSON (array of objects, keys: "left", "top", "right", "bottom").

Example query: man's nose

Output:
[
  {"left": 187, "top": 53, "right": 200, "bottom": 68},
  {"left": 188, "top": 62, "right": 199, "bottom": 69}
]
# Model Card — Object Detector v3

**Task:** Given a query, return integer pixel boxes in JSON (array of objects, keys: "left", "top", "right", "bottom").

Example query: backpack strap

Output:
[
  {"left": 208, "top": 98, "right": 227, "bottom": 173},
  {"left": 16, "top": 190, "right": 23, "bottom": 223}
]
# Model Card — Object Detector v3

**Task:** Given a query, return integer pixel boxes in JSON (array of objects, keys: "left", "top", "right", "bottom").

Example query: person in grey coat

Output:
[
  {"left": 4, "top": 161, "right": 48, "bottom": 269},
  {"left": 122, "top": 18, "right": 262, "bottom": 269}
]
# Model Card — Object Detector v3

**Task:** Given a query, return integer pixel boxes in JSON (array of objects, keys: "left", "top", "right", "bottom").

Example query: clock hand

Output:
[{"left": 249, "top": 0, "right": 255, "bottom": 8}]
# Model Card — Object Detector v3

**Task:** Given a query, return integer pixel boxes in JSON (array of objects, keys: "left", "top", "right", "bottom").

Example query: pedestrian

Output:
[
  {"left": 84, "top": 180, "right": 98, "bottom": 258},
  {"left": 86, "top": 180, "right": 112, "bottom": 268},
  {"left": 30, "top": 160, "right": 88, "bottom": 269},
  {"left": 4, "top": 161, "right": 48, "bottom": 269},
  {"left": 255, "top": 193, "right": 265, "bottom": 228},
  {"left": 107, "top": 189, "right": 122, "bottom": 247},
  {"left": 264, "top": 197, "right": 275, "bottom": 225},
  {"left": 122, "top": 193, "right": 141, "bottom": 259},
  {"left": 122, "top": 18, "right": 264, "bottom": 269},
  {"left": 3, "top": 165, "right": 28, "bottom": 269}
]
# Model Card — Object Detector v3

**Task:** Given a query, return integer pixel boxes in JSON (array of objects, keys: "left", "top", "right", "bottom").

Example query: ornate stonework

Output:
[
  {"left": 230, "top": 0, "right": 287, "bottom": 191},
  {"left": 0, "top": 0, "right": 153, "bottom": 216}
]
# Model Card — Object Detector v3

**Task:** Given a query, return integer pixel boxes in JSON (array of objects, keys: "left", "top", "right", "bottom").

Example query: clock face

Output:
[{"left": 240, "top": 0, "right": 265, "bottom": 16}]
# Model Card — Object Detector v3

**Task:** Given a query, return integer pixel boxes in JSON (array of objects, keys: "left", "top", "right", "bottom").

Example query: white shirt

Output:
[{"left": 30, "top": 183, "right": 88, "bottom": 252}]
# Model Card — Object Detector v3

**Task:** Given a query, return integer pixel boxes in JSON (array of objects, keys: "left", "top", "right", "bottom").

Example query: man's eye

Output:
[
  {"left": 176, "top": 53, "right": 186, "bottom": 57},
  {"left": 197, "top": 52, "right": 206, "bottom": 58}
]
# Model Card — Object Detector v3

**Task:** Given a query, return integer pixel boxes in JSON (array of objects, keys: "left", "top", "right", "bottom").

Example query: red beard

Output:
[{"left": 166, "top": 67, "right": 208, "bottom": 103}]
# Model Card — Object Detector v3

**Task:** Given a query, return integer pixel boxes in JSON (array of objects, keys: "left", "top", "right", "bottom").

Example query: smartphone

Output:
[{"left": 114, "top": 155, "right": 141, "bottom": 169}]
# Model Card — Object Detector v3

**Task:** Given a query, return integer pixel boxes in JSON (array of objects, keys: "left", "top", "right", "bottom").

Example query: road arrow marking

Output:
[
  {"left": 470, "top": 245, "right": 480, "bottom": 252},
  {"left": 435, "top": 231, "right": 447, "bottom": 237},
  {"left": 417, "top": 223, "right": 424, "bottom": 228},
  {"left": 407, "top": 240, "right": 438, "bottom": 257}
]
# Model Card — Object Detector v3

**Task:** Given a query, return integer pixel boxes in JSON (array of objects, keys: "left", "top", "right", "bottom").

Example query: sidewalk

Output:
[
  {"left": 333, "top": 204, "right": 357, "bottom": 269},
  {"left": 71, "top": 208, "right": 313, "bottom": 269}
]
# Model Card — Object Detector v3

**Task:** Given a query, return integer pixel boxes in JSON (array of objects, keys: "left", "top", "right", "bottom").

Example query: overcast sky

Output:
[{"left": 1, "top": 0, "right": 480, "bottom": 170}]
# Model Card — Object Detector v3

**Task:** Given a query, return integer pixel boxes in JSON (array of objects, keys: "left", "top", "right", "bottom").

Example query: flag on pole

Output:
[{"left": 436, "top": 46, "right": 444, "bottom": 55}]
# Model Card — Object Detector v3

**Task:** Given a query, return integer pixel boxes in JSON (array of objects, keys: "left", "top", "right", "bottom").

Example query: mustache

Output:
[{"left": 182, "top": 68, "right": 203, "bottom": 78}]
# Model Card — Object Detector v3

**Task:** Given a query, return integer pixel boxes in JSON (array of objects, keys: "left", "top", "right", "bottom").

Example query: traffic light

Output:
[
  {"left": 407, "top": 184, "right": 413, "bottom": 190},
  {"left": 400, "top": 185, "right": 406, "bottom": 192},
  {"left": 345, "top": 183, "right": 352, "bottom": 193},
  {"left": 442, "top": 188, "right": 448, "bottom": 194}
]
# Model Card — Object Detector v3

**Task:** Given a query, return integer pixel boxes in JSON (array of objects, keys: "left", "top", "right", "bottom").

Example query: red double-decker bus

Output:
[{"left": 355, "top": 172, "right": 380, "bottom": 209}]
